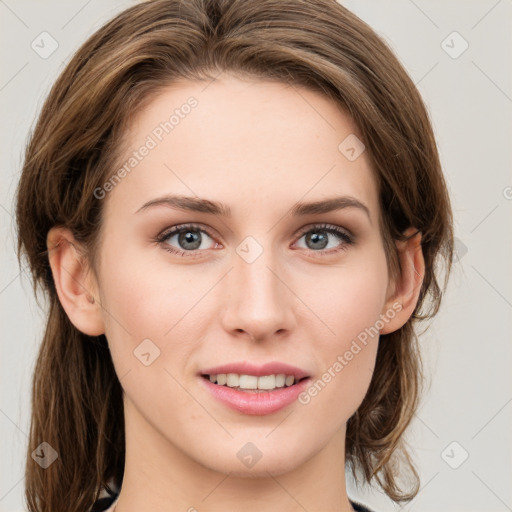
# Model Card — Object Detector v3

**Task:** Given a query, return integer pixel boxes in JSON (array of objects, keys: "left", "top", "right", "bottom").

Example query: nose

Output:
[{"left": 220, "top": 242, "right": 296, "bottom": 343}]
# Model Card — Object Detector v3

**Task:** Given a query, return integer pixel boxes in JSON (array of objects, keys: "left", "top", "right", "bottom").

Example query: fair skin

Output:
[{"left": 47, "top": 73, "right": 424, "bottom": 512}]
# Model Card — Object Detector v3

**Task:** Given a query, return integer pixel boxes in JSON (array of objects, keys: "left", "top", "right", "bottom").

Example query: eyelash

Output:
[{"left": 154, "top": 222, "right": 355, "bottom": 259}]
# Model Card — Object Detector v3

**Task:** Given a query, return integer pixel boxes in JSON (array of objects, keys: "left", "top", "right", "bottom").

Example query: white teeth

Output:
[
  {"left": 206, "top": 373, "right": 299, "bottom": 390},
  {"left": 258, "top": 375, "right": 277, "bottom": 390},
  {"left": 226, "top": 373, "right": 239, "bottom": 387},
  {"left": 239, "top": 374, "right": 258, "bottom": 389},
  {"left": 275, "top": 374, "right": 286, "bottom": 387}
]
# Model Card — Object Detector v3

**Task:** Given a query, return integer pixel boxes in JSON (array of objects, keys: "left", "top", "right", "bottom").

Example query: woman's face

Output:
[{"left": 92, "top": 74, "right": 398, "bottom": 476}]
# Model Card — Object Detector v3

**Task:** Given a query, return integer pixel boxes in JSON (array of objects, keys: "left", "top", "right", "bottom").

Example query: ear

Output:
[
  {"left": 47, "top": 226, "right": 105, "bottom": 336},
  {"left": 379, "top": 227, "right": 425, "bottom": 335}
]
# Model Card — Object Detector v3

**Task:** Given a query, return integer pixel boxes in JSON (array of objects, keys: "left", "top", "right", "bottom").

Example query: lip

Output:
[
  {"left": 198, "top": 361, "right": 311, "bottom": 416},
  {"left": 199, "top": 361, "right": 310, "bottom": 380},
  {"left": 199, "top": 374, "right": 311, "bottom": 415}
]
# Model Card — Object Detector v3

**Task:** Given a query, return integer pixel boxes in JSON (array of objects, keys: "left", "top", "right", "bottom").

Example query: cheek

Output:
[
  {"left": 300, "top": 249, "right": 389, "bottom": 417},
  {"left": 95, "top": 242, "right": 172, "bottom": 362},
  {"left": 310, "top": 245, "right": 389, "bottom": 345},
  {"left": 96, "top": 247, "right": 198, "bottom": 412},
  {"left": 96, "top": 240, "right": 214, "bottom": 385},
  {"left": 98, "top": 241, "right": 191, "bottom": 335}
]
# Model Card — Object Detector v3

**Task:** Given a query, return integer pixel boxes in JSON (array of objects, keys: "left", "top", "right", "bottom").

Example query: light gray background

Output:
[{"left": 1, "top": 1, "right": 511, "bottom": 511}]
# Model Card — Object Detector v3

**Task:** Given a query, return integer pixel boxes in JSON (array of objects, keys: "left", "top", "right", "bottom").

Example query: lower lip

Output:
[{"left": 199, "top": 376, "right": 311, "bottom": 415}]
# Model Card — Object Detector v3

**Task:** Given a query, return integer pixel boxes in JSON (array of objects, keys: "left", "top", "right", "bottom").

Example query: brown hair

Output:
[{"left": 15, "top": 0, "right": 454, "bottom": 510}]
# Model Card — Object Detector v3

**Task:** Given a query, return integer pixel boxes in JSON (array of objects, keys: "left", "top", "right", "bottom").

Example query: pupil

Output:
[
  {"left": 307, "top": 231, "right": 328, "bottom": 250},
  {"left": 179, "top": 230, "right": 201, "bottom": 250}
]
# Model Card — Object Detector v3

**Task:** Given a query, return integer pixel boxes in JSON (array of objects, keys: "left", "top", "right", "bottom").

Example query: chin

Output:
[{"left": 195, "top": 439, "right": 313, "bottom": 478}]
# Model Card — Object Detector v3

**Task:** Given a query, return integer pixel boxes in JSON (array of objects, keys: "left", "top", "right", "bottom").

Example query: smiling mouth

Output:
[{"left": 201, "top": 373, "right": 309, "bottom": 392}]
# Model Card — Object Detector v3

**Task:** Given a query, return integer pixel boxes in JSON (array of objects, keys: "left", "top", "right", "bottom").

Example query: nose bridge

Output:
[{"left": 222, "top": 235, "right": 293, "bottom": 339}]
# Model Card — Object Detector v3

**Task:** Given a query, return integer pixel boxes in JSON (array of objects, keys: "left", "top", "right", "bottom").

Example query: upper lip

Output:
[{"left": 200, "top": 361, "right": 310, "bottom": 380}]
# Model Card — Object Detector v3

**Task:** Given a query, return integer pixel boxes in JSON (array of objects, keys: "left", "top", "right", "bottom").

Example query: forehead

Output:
[{"left": 104, "top": 74, "right": 379, "bottom": 222}]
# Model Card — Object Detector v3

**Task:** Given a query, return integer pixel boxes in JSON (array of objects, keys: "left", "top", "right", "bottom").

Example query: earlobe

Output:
[
  {"left": 47, "top": 227, "right": 105, "bottom": 336},
  {"left": 379, "top": 228, "right": 425, "bottom": 335}
]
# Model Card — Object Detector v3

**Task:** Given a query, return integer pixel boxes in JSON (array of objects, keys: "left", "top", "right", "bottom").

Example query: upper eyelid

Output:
[
  {"left": 158, "top": 223, "right": 216, "bottom": 241},
  {"left": 296, "top": 223, "right": 352, "bottom": 237}
]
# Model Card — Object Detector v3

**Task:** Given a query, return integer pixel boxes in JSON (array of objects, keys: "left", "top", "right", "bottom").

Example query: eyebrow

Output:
[{"left": 136, "top": 194, "right": 371, "bottom": 223}]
